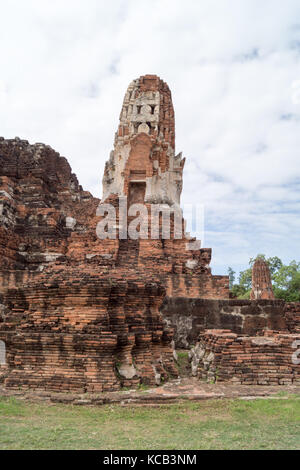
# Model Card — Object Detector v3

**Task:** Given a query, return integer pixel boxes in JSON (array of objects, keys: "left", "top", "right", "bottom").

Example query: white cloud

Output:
[{"left": 0, "top": 0, "right": 299, "bottom": 275}]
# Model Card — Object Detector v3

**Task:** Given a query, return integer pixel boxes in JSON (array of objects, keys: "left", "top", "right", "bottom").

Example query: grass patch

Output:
[
  {"left": 137, "top": 383, "right": 150, "bottom": 392},
  {"left": 176, "top": 350, "right": 191, "bottom": 377},
  {"left": 0, "top": 396, "right": 299, "bottom": 450}
]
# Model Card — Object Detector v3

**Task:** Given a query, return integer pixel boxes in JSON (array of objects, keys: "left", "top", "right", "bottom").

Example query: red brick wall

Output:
[
  {"left": 0, "top": 274, "right": 178, "bottom": 392},
  {"left": 193, "top": 329, "right": 300, "bottom": 385},
  {"left": 285, "top": 302, "right": 300, "bottom": 333}
]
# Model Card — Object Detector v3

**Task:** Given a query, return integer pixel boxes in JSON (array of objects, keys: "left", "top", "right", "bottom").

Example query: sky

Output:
[{"left": 0, "top": 0, "right": 299, "bottom": 278}]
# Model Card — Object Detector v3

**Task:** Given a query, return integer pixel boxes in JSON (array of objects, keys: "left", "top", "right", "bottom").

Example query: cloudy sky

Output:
[{"left": 1, "top": 0, "right": 300, "bottom": 278}]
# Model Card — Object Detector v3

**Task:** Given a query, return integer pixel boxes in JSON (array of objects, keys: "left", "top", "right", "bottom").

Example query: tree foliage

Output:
[{"left": 227, "top": 267, "right": 236, "bottom": 289}]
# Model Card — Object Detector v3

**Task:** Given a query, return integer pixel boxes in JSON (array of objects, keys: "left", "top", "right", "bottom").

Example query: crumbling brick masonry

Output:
[{"left": 0, "top": 76, "right": 299, "bottom": 392}]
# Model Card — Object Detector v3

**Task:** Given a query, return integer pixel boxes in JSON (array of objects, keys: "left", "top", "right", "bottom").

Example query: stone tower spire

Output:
[
  {"left": 102, "top": 75, "right": 185, "bottom": 208},
  {"left": 250, "top": 257, "right": 275, "bottom": 300}
]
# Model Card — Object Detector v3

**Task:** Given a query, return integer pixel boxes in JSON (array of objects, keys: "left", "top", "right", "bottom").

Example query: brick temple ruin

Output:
[{"left": 0, "top": 75, "right": 299, "bottom": 392}]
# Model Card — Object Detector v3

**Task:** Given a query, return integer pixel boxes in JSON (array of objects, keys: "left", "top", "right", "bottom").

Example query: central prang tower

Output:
[
  {"left": 101, "top": 75, "right": 229, "bottom": 299},
  {"left": 0, "top": 75, "right": 231, "bottom": 394},
  {"left": 103, "top": 75, "right": 185, "bottom": 209}
]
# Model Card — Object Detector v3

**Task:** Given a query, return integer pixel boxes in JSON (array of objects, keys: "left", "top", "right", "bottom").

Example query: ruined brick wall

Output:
[
  {"left": 165, "top": 273, "right": 229, "bottom": 299},
  {"left": 0, "top": 137, "right": 99, "bottom": 276},
  {"left": 0, "top": 76, "right": 232, "bottom": 393},
  {"left": 0, "top": 271, "right": 177, "bottom": 392},
  {"left": 0, "top": 136, "right": 180, "bottom": 392},
  {"left": 1, "top": 74, "right": 300, "bottom": 394},
  {"left": 284, "top": 302, "right": 300, "bottom": 333},
  {"left": 161, "top": 298, "right": 287, "bottom": 348},
  {"left": 190, "top": 329, "right": 300, "bottom": 385}
]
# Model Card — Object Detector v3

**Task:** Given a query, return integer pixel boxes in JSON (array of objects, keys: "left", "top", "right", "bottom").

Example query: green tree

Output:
[
  {"left": 231, "top": 284, "right": 250, "bottom": 299},
  {"left": 227, "top": 267, "right": 235, "bottom": 289},
  {"left": 238, "top": 267, "right": 252, "bottom": 292},
  {"left": 273, "top": 261, "right": 300, "bottom": 301}
]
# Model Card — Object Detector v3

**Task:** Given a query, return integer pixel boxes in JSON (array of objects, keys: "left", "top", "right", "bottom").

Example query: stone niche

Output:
[{"left": 128, "top": 182, "right": 146, "bottom": 206}]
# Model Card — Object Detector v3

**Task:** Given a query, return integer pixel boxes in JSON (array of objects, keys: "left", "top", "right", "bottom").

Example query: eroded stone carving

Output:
[{"left": 102, "top": 75, "right": 185, "bottom": 209}]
